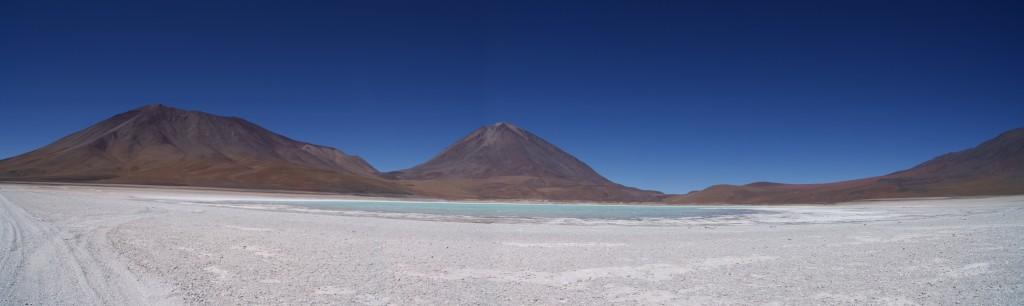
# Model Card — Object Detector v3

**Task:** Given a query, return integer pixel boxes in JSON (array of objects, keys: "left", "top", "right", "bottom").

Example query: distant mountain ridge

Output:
[
  {"left": 665, "top": 128, "right": 1024, "bottom": 204},
  {"left": 0, "top": 104, "right": 1020, "bottom": 203},
  {"left": 387, "top": 122, "right": 662, "bottom": 202},
  {"left": 0, "top": 104, "right": 406, "bottom": 194}
]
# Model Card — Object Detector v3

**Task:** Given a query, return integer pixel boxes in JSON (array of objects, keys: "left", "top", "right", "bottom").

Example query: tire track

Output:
[
  {"left": 0, "top": 187, "right": 175, "bottom": 305},
  {"left": 0, "top": 191, "right": 26, "bottom": 303}
]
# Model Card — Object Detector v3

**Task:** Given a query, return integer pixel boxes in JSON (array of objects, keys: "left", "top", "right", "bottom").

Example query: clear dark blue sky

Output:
[{"left": 2, "top": 0, "right": 1022, "bottom": 193}]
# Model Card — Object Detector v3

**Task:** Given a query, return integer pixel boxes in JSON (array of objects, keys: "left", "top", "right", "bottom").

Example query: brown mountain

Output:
[
  {"left": 387, "top": 122, "right": 662, "bottom": 202},
  {"left": 665, "top": 128, "right": 1024, "bottom": 204},
  {"left": 0, "top": 104, "right": 407, "bottom": 194}
]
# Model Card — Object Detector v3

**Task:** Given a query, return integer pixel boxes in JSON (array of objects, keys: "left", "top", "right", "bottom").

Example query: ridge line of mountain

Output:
[{"left": 1, "top": 104, "right": 1020, "bottom": 203}]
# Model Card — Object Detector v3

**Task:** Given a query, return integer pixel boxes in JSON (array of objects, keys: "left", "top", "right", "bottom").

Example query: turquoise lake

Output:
[{"left": 233, "top": 200, "right": 767, "bottom": 220}]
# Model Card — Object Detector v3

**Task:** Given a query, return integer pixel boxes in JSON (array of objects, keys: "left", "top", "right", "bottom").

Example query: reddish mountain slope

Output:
[
  {"left": 388, "top": 123, "right": 661, "bottom": 202},
  {"left": 666, "top": 128, "right": 1024, "bottom": 204},
  {"left": 0, "top": 104, "right": 407, "bottom": 194}
]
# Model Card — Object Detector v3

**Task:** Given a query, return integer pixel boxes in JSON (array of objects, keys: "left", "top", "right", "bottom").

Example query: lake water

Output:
[{"left": 224, "top": 200, "right": 767, "bottom": 222}]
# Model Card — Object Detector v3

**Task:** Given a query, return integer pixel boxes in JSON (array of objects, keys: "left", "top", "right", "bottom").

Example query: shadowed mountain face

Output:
[
  {"left": 388, "top": 123, "right": 662, "bottom": 202},
  {"left": 666, "top": 128, "right": 1024, "bottom": 204},
  {"left": 0, "top": 104, "right": 407, "bottom": 194}
]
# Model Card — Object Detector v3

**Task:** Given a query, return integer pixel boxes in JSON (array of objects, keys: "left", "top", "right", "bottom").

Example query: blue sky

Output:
[{"left": 2, "top": 0, "right": 1022, "bottom": 193}]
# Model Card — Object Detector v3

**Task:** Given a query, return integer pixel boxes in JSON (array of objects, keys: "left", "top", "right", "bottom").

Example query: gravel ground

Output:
[{"left": 1, "top": 183, "right": 1022, "bottom": 305}]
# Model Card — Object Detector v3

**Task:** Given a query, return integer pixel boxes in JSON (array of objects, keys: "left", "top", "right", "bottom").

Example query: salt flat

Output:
[{"left": 1, "top": 183, "right": 1022, "bottom": 305}]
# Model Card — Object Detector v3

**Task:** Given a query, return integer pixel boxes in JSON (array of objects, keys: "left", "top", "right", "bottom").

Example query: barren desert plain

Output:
[{"left": 1, "top": 183, "right": 1022, "bottom": 305}]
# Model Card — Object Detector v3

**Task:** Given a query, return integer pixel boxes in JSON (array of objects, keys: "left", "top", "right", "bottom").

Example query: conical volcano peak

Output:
[
  {"left": 393, "top": 123, "right": 610, "bottom": 183},
  {"left": 134, "top": 103, "right": 182, "bottom": 114},
  {"left": 388, "top": 123, "right": 662, "bottom": 201},
  {"left": 477, "top": 122, "right": 529, "bottom": 141},
  {"left": 122, "top": 103, "right": 198, "bottom": 121},
  {"left": 139, "top": 103, "right": 169, "bottom": 110},
  {"left": 490, "top": 122, "right": 519, "bottom": 129}
]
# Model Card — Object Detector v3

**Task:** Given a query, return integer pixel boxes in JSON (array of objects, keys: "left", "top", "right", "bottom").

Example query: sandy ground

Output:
[{"left": 1, "top": 184, "right": 1022, "bottom": 305}]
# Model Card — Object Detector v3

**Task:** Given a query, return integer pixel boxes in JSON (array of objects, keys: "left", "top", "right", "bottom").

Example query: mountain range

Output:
[
  {"left": 1, "top": 104, "right": 1021, "bottom": 203},
  {"left": 665, "top": 127, "right": 1024, "bottom": 204}
]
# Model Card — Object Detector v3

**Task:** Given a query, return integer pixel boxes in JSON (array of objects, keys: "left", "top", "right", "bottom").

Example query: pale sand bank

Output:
[{"left": 1, "top": 183, "right": 1022, "bottom": 305}]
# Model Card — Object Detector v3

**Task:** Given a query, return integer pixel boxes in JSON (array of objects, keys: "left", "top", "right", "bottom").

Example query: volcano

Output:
[
  {"left": 387, "top": 122, "right": 662, "bottom": 202},
  {"left": 0, "top": 104, "right": 407, "bottom": 194}
]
